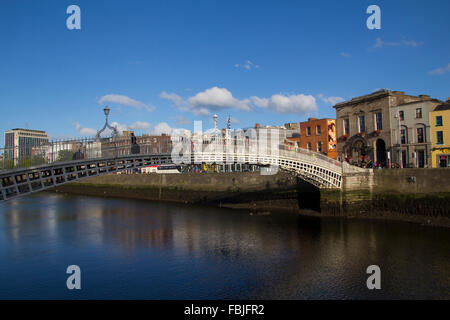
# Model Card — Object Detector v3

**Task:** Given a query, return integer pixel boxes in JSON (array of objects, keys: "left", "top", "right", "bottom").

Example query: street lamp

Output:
[{"left": 96, "top": 106, "right": 119, "bottom": 141}]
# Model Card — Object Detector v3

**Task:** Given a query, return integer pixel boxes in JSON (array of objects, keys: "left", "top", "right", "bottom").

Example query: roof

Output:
[
  {"left": 8, "top": 128, "right": 48, "bottom": 134},
  {"left": 397, "top": 99, "right": 443, "bottom": 107},
  {"left": 433, "top": 103, "right": 450, "bottom": 111},
  {"left": 300, "top": 118, "right": 335, "bottom": 123},
  {"left": 333, "top": 89, "right": 393, "bottom": 108}
]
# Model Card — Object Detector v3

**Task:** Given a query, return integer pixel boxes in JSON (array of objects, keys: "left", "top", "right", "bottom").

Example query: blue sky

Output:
[{"left": 0, "top": 0, "right": 449, "bottom": 143}]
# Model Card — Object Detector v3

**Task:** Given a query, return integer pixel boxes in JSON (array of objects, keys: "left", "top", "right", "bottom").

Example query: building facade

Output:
[
  {"left": 333, "top": 90, "right": 439, "bottom": 167},
  {"left": 299, "top": 118, "right": 337, "bottom": 159},
  {"left": 251, "top": 123, "right": 299, "bottom": 148},
  {"left": 390, "top": 98, "right": 442, "bottom": 168},
  {"left": 4, "top": 128, "right": 49, "bottom": 165},
  {"left": 101, "top": 133, "right": 172, "bottom": 158},
  {"left": 285, "top": 136, "right": 301, "bottom": 150},
  {"left": 32, "top": 140, "right": 77, "bottom": 163},
  {"left": 430, "top": 99, "right": 450, "bottom": 168}
]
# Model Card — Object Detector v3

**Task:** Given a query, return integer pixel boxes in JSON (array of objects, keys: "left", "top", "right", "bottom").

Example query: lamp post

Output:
[
  {"left": 96, "top": 106, "right": 119, "bottom": 141},
  {"left": 95, "top": 106, "right": 119, "bottom": 159}
]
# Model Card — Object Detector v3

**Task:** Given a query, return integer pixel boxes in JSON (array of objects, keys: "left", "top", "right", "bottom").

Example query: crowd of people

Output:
[{"left": 342, "top": 155, "right": 387, "bottom": 169}]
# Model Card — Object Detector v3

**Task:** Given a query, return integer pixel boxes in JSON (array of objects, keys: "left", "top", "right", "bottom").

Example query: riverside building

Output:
[
  {"left": 430, "top": 99, "right": 450, "bottom": 168},
  {"left": 4, "top": 128, "right": 49, "bottom": 165},
  {"left": 333, "top": 89, "right": 442, "bottom": 167}
]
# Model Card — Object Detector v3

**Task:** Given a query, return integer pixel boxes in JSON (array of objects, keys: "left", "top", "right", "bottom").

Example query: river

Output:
[{"left": 0, "top": 193, "right": 448, "bottom": 299}]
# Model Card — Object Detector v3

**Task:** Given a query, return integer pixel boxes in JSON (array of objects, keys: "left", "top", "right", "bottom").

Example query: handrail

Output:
[{"left": 0, "top": 136, "right": 342, "bottom": 173}]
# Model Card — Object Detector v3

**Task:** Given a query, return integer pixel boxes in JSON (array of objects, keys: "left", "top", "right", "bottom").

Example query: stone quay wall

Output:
[{"left": 51, "top": 169, "right": 450, "bottom": 227}]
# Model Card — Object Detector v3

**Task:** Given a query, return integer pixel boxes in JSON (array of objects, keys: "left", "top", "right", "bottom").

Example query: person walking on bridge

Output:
[{"left": 130, "top": 132, "right": 140, "bottom": 155}]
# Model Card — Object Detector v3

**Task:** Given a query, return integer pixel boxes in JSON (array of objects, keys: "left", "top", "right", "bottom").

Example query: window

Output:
[
  {"left": 437, "top": 131, "right": 443, "bottom": 145},
  {"left": 399, "top": 110, "right": 404, "bottom": 121},
  {"left": 375, "top": 112, "right": 382, "bottom": 130},
  {"left": 307, "top": 142, "right": 311, "bottom": 151},
  {"left": 416, "top": 108, "right": 422, "bottom": 119},
  {"left": 417, "top": 127, "right": 424, "bottom": 143},
  {"left": 317, "top": 141, "right": 322, "bottom": 152},
  {"left": 307, "top": 127, "right": 311, "bottom": 136},
  {"left": 401, "top": 128, "right": 406, "bottom": 144},
  {"left": 436, "top": 116, "right": 443, "bottom": 126},
  {"left": 439, "top": 155, "right": 450, "bottom": 168},
  {"left": 358, "top": 115, "right": 365, "bottom": 133},
  {"left": 343, "top": 119, "right": 349, "bottom": 135},
  {"left": 316, "top": 125, "right": 321, "bottom": 135}
]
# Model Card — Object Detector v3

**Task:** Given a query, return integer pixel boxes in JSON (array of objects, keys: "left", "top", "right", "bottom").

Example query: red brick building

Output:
[
  {"left": 102, "top": 132, "right": 172, "bottom": 157},
  {"left": 299, "top": 118, "right": 337, "bottom": 159}
]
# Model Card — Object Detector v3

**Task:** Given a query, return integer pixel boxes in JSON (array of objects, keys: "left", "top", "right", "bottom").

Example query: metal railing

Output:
[{"left": 0, "top": 135, "right": 341, "bottom": 173}]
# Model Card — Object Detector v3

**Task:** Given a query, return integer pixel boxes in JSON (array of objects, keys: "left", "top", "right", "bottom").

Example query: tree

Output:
[
  {"left": 31, "top": 155, "right": 47, "bottom": 166},
  {"left": 57, "top": 150, "right": 75, "bottom": 162}
]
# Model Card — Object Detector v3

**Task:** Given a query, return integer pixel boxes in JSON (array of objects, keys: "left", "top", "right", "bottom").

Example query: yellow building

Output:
[{"left": 430, "top": 99, "right": 450, "bottom": 167}]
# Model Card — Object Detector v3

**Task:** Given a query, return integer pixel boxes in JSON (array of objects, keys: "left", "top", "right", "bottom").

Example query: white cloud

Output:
[
  {"left": 317, "top": 94, "right": 345, "bottom": 105},
  {"left": 251, "top": 93, "right": 317, "bottom": 114},
  {"left": 372, "top": 37, "right": 423, "bottom": 49},
  {"left": 73, "top": 120, "right": 153, "bottom": 137},
  {"left": 428, "top": 63, "right": 450, "bottom": 75},
  {"left": 98, "top": 94, "right": 154, "bottom": 112},
  {"left": 150, "top": 122, "right": 190, "bottom": 136},
  {"left": 188, "top": 87, "right": 252, "bottom": 112},
  {"left": 110, "top": 121, "right": 129, "bottom": 134},
  {"left": 340, "top": 52, "right": 351, "bottom": 58},
  {"left": 128, "top": 121, "right": 152, "bottom": 131},
  {"left": 73, "top": 122, "right": 97, "bottom": 136},
  {"left": 234, "top": 60, "right": 260, "bottom": 70},
  {"left": 160, "top": 92, "right": 183, "bottom": 106},
  {"left": 161, "top": 87, "right": 252, "bottom": 116},
  {"left": 152, "top": 122, "right": 173, "bottom": 135},
  {"left": 162, "top": 87, "right": 319, "bottom": 115}
]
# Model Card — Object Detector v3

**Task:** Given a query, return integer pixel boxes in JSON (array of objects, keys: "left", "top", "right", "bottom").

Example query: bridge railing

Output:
[
  {"left": 277, "top": 144, "right": 342, "bottom": 168},
  {"left": 0, "top": 135, "right": 341, "bottom": 173},
  {"left": 0, "top": 135, "right": 175, "bottom": 172},
  {"left": 0, "top": 137, "right": 94, "bottom": 171}
]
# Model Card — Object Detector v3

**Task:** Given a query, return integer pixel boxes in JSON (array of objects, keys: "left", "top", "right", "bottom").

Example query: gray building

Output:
[{"left": 391, "top": 98, "right": 442, "bottom": 168}]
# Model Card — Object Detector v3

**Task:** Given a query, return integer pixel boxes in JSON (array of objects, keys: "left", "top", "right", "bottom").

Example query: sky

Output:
[{"left": 0, "top": 0, "right": 449, "bottom": 143}]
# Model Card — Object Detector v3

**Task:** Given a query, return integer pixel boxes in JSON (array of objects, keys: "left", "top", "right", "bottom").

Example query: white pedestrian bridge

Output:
[{"left": 0, "top": 140, "right": 347, "bottom": 202}]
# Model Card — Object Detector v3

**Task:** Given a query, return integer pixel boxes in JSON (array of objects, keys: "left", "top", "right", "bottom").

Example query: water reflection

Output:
[{"left": 0, "top": 193, "right": 449, "bottom": 299}]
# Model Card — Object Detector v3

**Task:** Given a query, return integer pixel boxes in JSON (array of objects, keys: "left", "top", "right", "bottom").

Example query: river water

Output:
[{"left": 0, "top": 193, "right": 448, "bottom": 299}]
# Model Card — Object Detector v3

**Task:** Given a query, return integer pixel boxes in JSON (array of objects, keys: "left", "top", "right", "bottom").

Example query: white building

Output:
[{"left": 4, "top": 128, "right": 49, "bottom": 165}]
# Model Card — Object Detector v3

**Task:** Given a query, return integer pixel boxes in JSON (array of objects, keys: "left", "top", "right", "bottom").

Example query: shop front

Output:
[{"left": 432, "top": 148, "right": 450, "bottom": 168}]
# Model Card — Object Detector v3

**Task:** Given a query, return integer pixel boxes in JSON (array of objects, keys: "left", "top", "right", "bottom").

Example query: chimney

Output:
[{"left": 255, "top": 123, "right": 260, "bottom": 129}]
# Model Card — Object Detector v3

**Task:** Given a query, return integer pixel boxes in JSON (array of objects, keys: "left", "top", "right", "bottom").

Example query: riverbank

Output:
[{"left": 49, "top": 171, "right": 450, "bottom": 228}]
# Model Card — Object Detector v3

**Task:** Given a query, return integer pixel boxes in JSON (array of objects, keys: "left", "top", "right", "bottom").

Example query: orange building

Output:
[{"left": 300, "top": 118, "right": 337, "bottom": 159}]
